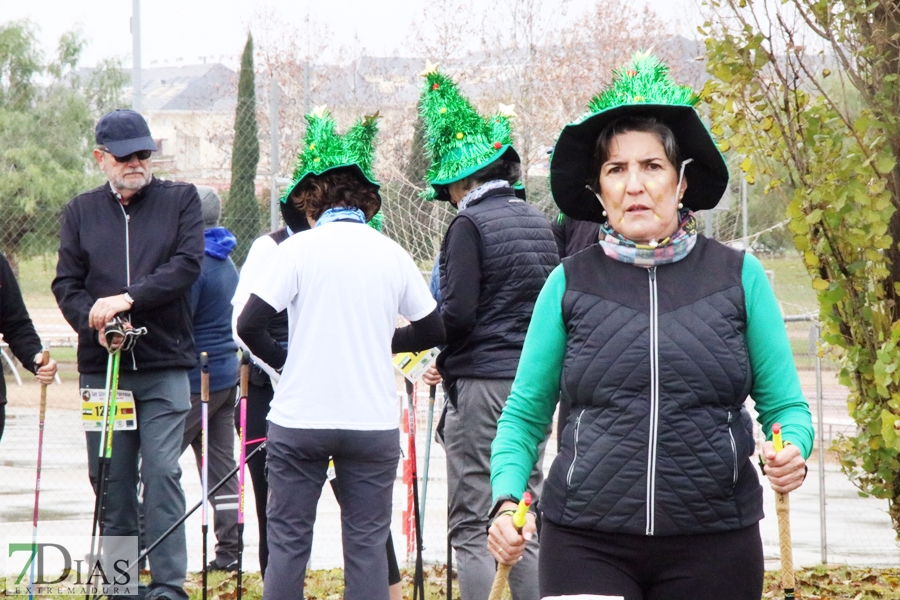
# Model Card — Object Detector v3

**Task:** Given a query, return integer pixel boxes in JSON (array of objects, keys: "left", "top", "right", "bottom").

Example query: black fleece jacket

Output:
[
  {"left": 52, "top": 177, "right": 204, "bottom": 374},
  {"left": 0, "top": 253, "right": 42, "bottom": 405}
]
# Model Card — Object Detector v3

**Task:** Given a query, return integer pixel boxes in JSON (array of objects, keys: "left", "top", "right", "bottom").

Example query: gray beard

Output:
[{"left": 111, "top": 169, "right": 152, "bottom": 192}]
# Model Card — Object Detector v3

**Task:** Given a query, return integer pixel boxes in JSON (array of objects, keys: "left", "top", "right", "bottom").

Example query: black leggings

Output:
[
  {"left": 539, "top": 519, "right": 764, "bottom": 600},
  {"left": 236, "top": 376, "right": 401, "bottom": 585}
]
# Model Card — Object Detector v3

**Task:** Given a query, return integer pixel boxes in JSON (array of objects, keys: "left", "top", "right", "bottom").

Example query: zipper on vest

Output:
[
  {"left": 646, "top": 266, "right": 660, "bottom": 536},
  {"left": 728, "top": 411, "right": 738, "bottom": 486},
  {"left": 566, "top": 408, "right": 586, "bottom": 486}
]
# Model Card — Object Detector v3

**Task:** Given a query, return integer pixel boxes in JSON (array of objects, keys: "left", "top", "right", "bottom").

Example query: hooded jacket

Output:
[{"left": 188, "top": 227, "right": 239, "bottom": 393}]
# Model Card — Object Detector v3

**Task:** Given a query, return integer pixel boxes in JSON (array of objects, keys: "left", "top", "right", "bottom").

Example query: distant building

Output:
[
  {"left": 122, "top": 64, "right": 239, "bottom": 189},
  {"left": 113, "top": 35, "right": 707, "bottom": 191}
]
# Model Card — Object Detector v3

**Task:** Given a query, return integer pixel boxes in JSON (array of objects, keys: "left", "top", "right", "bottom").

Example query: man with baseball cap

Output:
[{"left": 53, "top": 109, "right": 204, "bottom": 600}]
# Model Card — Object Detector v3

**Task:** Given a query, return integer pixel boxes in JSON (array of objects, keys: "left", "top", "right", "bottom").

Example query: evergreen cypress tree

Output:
[{"left": 225, "top": 32, "right": 261, "bottom": 267}]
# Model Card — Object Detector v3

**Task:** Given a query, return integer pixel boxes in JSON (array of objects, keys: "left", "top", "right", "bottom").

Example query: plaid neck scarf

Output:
[{"left": 598, "top": 210, "right": 698, "bottom": 267}]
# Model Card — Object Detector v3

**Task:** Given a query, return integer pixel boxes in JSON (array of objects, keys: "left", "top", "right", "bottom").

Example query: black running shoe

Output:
[{"left": 206, "top": 559, "right": 238, "bottom": 573}]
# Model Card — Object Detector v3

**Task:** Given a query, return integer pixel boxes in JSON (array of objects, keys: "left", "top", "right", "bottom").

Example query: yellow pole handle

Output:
[{"left": 488, "top": 493, "right": 532, "bottom": 600}]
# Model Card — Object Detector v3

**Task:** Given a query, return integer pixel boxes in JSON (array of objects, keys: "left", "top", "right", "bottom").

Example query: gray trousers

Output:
[
  {"left": 83, "top": 369, "right": 190, "bottom": 600},
  {"left": 445, "top": 377, "right": 546, "bottom": 600},
  {"left": 263, "top": 424, "right": 399, "bottom": 600},
  {"left": 181, "top": 386, "right": 240, "bottom": 565}
]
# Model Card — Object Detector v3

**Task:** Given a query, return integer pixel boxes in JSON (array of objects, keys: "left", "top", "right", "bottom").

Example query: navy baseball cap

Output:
[{"left": 95, "top": 109, "right": 158, "bottom": 156}]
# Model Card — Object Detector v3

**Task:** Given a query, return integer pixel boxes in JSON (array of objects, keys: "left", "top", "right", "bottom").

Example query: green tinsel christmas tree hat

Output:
[
  {"left": 281, "top": 104, "right": 380, "bottom": 205},
  {"left": 418, "top": 61, "right": 521, "bottom": 201},
  {"left": 550, "top": 51, "right": 729, "bottom": 224}
]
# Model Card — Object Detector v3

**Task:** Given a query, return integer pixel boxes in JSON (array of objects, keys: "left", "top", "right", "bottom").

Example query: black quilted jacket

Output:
[
  {"left": 541, "top": 237, "right": 763, "bottom": 536},
  {"left": 437, "top": 186, "right": 558, "bottom": 380}
]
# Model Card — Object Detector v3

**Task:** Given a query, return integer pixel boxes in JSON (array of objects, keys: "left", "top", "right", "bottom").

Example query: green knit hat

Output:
[
  {"left": 550, "top": 51, "right": 729, "bottom": 223},
  {"left": 419, "top": 62, "right": 520, "bottom": 201},
  {"left": 282, "top": 105, "right": 380, "bottom": 203}
]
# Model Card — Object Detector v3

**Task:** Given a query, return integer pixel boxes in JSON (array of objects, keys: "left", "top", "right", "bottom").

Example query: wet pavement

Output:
[{"left": 1, "top": 380, "right": 897, "bottom": 575}]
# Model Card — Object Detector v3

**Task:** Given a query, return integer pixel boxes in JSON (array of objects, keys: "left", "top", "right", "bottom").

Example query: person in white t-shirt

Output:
[{"left": 236, "top": 158, "right": 444, "bottom": 599}]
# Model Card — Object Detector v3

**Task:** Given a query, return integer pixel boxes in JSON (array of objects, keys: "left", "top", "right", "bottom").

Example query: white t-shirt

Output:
[{"left": 253, "top": 221, "right": 436, "bottom": 430}]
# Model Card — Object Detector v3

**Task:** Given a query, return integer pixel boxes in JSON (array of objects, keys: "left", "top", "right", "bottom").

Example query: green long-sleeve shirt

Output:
[{"left": 491, "top": 252, "right": 815, "bottom": 502}]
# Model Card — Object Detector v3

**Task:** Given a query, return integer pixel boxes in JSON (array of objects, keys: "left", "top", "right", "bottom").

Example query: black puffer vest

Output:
[
  {"left": 541, "top": 236, "right": 762, "bottom": 536},
  {"left": 438, "top": 187, "right": 558, "bottom": 380}
]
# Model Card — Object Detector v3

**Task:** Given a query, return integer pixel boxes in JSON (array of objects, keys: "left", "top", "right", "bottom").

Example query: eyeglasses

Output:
[{"left": 100, "top": 149, "right": 152, "bottom": 163}]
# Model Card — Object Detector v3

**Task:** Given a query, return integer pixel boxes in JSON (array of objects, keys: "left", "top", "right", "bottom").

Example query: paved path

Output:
[{"left": 1, "top": 383, "right": 897, "bottom": 575}]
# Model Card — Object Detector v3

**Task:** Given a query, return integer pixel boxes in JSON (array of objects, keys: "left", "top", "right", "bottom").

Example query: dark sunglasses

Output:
[{"left": 101, "top": 149, "right": 152, "bottom": 163}]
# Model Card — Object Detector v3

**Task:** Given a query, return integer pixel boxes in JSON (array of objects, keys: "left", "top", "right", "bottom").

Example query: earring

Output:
[
  {"left": 602, "top": 210, "right": 608, "bottom": 217},
  {"left": 677, "top": 202, "right": 683, "bottom": 209}
]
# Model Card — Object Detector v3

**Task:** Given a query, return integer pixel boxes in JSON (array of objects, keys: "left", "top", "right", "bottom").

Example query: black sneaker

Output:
[{"left": 206, "top": 559, "right": 238, "bottom": 573}]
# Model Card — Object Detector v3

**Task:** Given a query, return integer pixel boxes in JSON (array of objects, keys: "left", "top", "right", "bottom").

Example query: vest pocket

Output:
[
  {"left": 727, "top": 411, "right": 738, "bottom": 488},
  {"left": 566, "top": 408, "right": 586, "bottom": 487}
]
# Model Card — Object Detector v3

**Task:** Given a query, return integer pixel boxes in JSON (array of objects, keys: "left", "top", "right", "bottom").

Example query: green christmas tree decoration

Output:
[
  {"left": 584, "top": 50, "right": 699, "bottom": 120},
  {"left": 418, "top": 62, "right": 517, "bottom": 200},
  {"left": 282, "top": 105, "right": 380, "bottom": 203},
  {"left": 550, "top": 50, "right": 729, "bottom": 223},
  {"left": 367, "top": 210, "right": 384, "bottom": 232}
]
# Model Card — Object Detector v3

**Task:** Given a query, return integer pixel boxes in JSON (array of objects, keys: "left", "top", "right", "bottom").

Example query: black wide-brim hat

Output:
[{"left": 550, "top": 104, "right": 729, "bottom": 224}]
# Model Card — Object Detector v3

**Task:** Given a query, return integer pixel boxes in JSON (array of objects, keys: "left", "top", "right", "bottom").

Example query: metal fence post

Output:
[
  {"left": 269, "top": 77, "right": 280, "bottom": 231},
  {"left": 815, "top": 321, "right": 827, "bottom": 564}
]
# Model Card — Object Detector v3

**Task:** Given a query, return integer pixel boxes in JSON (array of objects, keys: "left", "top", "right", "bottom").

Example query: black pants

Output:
[{"left": 539, "top": 518, "right": 764, "bottom": 600}]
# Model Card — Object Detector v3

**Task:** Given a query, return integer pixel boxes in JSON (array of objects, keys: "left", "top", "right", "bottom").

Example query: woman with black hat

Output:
[{"left": 486, "top": 53, "right": 813, "bottom": 599}]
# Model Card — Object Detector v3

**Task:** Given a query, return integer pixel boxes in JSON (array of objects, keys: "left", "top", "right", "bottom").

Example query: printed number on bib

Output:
[
  {"left": 392, "top": 347, "right": 439, "bottom": 383},
  {"left": 81, "top": 388, "right": 137, "bottom": 431}
]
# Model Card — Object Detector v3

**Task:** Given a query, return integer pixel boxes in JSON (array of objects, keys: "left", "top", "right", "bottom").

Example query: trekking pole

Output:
[
  {"left": 446, "top": 532, "right": 453, "bottom": 600},
  {"left": 86, "top": 346, "right": 121, "bottom": 600},
  {"left": 200, "top": 352, "right": 210, "bottom": 600},
  {"left": 404, "top": 379, "right": 425, "bottom": 600},
  {"left": 85, "top": 318, "right": 145, "bottom": 600},
  {"left": 772, "top": 424, "right": 795, "bottom": 600},
  {"left": 237, "top": 351, "right": 250, "bottom": 600},
  {"left": 420, "top": 384, "right": 437, "bottom": 525},
  {"left": 28, "top": 349, "right": 50, "bottom": 600},
  {"left": 488, "top": 492, "right": 532, "bottom": 600},
  {"left": 136, "top": 442, "right": 266, "bottom": 563}
]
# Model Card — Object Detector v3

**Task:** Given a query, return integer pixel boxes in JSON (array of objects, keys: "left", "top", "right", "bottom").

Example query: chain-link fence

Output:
[{"left": 3, "top": 11, "right": 899, "bottom": 586}]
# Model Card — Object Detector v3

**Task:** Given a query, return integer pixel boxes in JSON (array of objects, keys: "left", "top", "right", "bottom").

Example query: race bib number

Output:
[
  {"left": 392, "top": 347, "right": 439, "bottom": 383},
  {"left": 81, "top": 388, "right": 137, "bottom": 431}
]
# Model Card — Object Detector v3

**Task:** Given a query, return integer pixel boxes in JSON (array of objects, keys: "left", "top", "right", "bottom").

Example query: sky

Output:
[{"left": 4, "top": 0, "right": 702, "bottom": 69}]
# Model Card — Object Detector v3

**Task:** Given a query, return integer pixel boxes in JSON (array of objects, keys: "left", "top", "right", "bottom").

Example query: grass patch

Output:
[
  {"left": 16, "top": 254, "right": 59, "bottom": 309},
  {"left": 1, "top": 546, "right": 897, "bottom": 598},
  {"left": 180, "top": 566, "right": 898, "bottom": 600},
  {"left": 183, "top": 566, "right": 453, "bottom": 600},
  {"left": 177, "top": 566, "right": 898, "bottom": 599},
  {"left": 759, "top": 254, "right": 818, "bottom": 316}
]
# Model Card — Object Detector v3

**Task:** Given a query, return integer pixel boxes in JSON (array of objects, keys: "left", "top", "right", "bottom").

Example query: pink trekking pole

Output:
[{"left": 237, "top": 351, "right": 250, "bottom": 599}]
